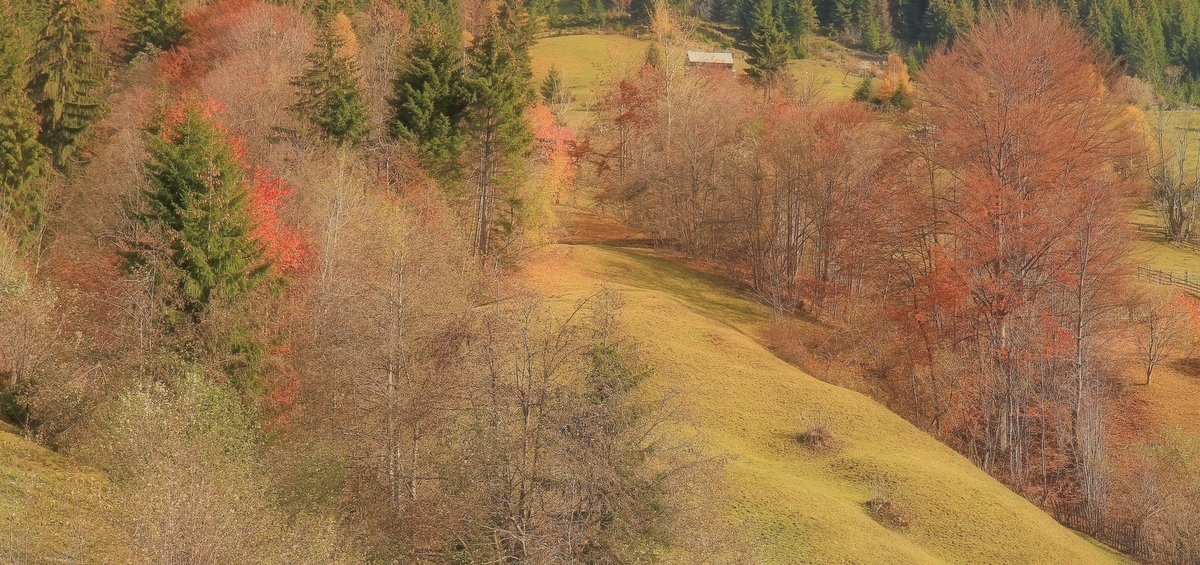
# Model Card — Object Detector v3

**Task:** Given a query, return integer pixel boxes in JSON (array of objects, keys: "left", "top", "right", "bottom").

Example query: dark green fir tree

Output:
[
  {"left": 0, "top": 4, "right": 48, "bottom": 251},
  {"left": 134, "top": 103, "right": 267, "bottom": 318},
  {"left": 291, "top": 20, "right": 370, "bottom": 145},
  {"left": 27, "top": 0, "right": 104, "bottom": 168},
  {"left": 389, "top": 26, "right": 471, "bottom": 180},
  {"left": 746, "top": 0, "right": 791, "bottom": 89},
  {"left": 122, "top": 0, "right": 184, "bottom": 54},
  {"left": 465, "top": 0, "right": 534, "bottom": 256}
]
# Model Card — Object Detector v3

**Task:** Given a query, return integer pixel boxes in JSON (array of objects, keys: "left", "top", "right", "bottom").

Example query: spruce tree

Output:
[
  {"left": 644, "top": 41, "right": 663, "bottom": 68},
  {"left": 389, "top": 28, "right": 471, "bottom": 180},
  {"left": 746, "top": 0, "right": 791, "bottom": 89},
  {"left": 1084, "top": 0, "right": 1115, "bottom": 56},
  {"left": 577, "top": 0, "right": 595, "bottom": 24},
  {"left": 27, "top": 0, "right": 104, "bottom": 168},
  {"left": 861, "top": 9, "right": 891, "bottom": 53},
  {"left": 781, "top": 0, "right": 818, "bottom": 57},
  {"left": 465, "top": 0, "right": 534, "bottom": 256},
  {"left": 122, "top": 0, "right": 184, "bottom": 54},
  {"left": 629, "top": 0, "right": 653, "bottom": 24},
  {"left": 291, "top": 16, "right": 370, "bottom": 145},
  {"left": 540, "top": 66, "right": 570, "bottom": 105},
  {"left": 0, "top": 4, "right": 48, "bottom": 251},
  {"left": 134, "top": 104, "right": 267, "bottom": 317}
]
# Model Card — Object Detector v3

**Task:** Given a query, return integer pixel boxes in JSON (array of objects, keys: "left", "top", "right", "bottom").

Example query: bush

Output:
[
  {"left": 865, "top": 477, "right": 908, "bottom": 528},
  {"left": 797, "top": 416, "right": 837, "bottom": 450}
]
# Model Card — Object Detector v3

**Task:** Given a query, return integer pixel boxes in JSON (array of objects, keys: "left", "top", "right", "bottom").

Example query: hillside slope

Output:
[
  {"left": 517, "top": 241, "right": 1124, "bottom": 564},
  {"left": 0, "top": 423, "right": 117, "bottom": 562}
]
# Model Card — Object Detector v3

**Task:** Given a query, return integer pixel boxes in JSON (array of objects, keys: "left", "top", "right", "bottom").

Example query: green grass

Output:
[
  {"left": 531, "top": 34, "right": 652, "bottom": 127},
  {"left": 0, "top": 422, "right": 120, "bottom": 561},
  {"left": 519, "top": 243, "right": 1126, "bottom": 564},
  {"left": 1147, "top": 108, "right": 1200, "bottom": 168}
]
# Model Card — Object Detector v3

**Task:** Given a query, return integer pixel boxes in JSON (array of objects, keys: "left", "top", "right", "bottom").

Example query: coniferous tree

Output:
[
  {"left": 291, "top": 15, "right": 370, "bottom": 145},
  {"left": 122, "top": 0, "right": 184, "bottom": 54},
  {"left": 781, "top": 0, "right": 819, "bottom": 56},
  {"left": 133, "top": 103, "right": 267, "bottom": 318},
  {"left": 389, "top": 27, "right": 471, "bottom": 181},
  {"left": 466, "top": 0, "right": 534, "bottom": 256},
  {"left": 27, "top": 0, "right": 104, "bottom": 168},
  {"left": 540, "top": 66, "right": 571, "bottom": 105},
  {"left": 746, "top": 0, "right": 791, "bottom": 89},
  {"left": 0, "top": 4, "right": 47, "bottom": 251},
  {"left": 629, "top": 0, "right": 653, "bottom": 24},
  {"left": 1125, "top": 4, "right": 1167, "bottom": 83},
  {"left": 312, "top": 0, "right": 356, "bottom": 20},
  {"left": 644, "top": 41, "right": 663, "bottom": 68},
  {"left": 577, "top": 0, "right": 596, "bottom": 24},
  {"left": 1084, "top": 0, "right": 1115, "bottom": 55},
  {"left": 861, "top": 8, "right": 892, "bottom": 52},
  {"left": 922, "top": 0, "right": 967, "bottom": 46}
]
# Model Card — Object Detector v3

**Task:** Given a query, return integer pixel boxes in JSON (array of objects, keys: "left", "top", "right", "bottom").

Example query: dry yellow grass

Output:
[
  {"left": 517, "top": 242, "right": 1125, "bottom": 564},
  {"left": 0, "top": 423, "right": 119, "bottom": 561}
]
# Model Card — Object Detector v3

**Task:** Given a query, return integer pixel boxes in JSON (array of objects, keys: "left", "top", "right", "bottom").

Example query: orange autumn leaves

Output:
[
  {"left": 530, "top": 102, "right": 579, "bottom": 205},
  {"left": 161, "top": 97, "right": 307, "bottom": 277}
]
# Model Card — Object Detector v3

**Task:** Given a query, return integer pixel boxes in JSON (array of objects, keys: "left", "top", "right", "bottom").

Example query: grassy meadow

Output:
[{"left": 530, "top": 34, "right": 865, "bottom": 126}]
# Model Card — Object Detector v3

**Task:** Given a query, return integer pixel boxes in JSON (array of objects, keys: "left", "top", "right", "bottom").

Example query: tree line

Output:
[{"left": 713, "top": 0, "right": 1200, "bottom": 102}]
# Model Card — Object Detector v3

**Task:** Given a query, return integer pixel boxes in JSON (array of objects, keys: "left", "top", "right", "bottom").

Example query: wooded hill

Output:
[{"left": 1, "top": 0, "right": 1199, "bottom": 562}]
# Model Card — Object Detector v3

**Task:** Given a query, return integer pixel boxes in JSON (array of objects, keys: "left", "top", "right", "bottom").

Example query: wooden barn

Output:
[{"left": 684, "top": 51, "right": 735, "bottom": 72}]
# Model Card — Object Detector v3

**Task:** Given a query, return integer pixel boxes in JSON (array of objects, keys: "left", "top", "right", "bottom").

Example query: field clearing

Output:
[
  {"left": 531, "top": 34, "right": 651, "bottom": 127},
  {"left": 531, "top": 34, "right": 865, "bottom": 126},
  {"left": 1130, "top": 207, "right": 1200, "bottom": 273},
  {"left": 1148, "top": 108, "right": 1200, "bottom": 168},
  {"left": 517, "top": 234, "right": 1125, "bottom": 564}
]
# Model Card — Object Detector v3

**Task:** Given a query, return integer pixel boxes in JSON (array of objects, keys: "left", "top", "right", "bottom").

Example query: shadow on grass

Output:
[
  {"left": 592, "top": 245, "right": 771, "bottom": 328},
  {"left": 1168, "top": 357, "right": 1200, "bottom": 378}
]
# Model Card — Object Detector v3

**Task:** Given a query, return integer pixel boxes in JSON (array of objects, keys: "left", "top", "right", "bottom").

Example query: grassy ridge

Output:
[{"left": 518, "top": 243, "right": 1125, "bottom": 564}]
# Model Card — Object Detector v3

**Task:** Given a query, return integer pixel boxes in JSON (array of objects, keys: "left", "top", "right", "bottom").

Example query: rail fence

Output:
[
  {"left": 1137, "top": 266, "right": 1200, "bottom": 295},
  {"left": 1046, "top": 503, "right": 1187, "bottom": 564}
]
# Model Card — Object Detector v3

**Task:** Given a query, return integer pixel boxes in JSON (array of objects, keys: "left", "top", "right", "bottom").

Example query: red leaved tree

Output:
[{"left": 901, "top": 9, "right": 1146, "bottom": 510}]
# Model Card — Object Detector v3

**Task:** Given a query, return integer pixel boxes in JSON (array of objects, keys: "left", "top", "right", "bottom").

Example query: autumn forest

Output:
[{"left": 1, "top": 0, "right": 1200, "bottom": 562}]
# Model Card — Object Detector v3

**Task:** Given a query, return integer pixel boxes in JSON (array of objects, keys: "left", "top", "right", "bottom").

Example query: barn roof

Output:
[{"left": 685, "top": 51, "right": 735, "bottom": 65}]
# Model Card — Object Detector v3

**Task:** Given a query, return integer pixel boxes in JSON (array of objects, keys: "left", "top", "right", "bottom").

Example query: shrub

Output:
[{"left": 865, "top": 477, "right": 908, "bottom": 528}]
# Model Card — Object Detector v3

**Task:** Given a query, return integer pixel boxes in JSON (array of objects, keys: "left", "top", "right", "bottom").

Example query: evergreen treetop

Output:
[
  {"left": 27, "top": 0, "right": 105, "bottom": 168},
  {"left": 746, "top": 0, "right": 792, "bottom": 88},
  {"left": 389, "top": 29, "right": 471, "bottom": 181},
  {"left": 122, "top": 0, "right": 184, "bottom": 55},
  {"left": 135, "top": 103, "right": 268, "bottom": 317},
  {"left": 0, "top": 4, "right": 48, "bottom": 251},
  {"left": 291, "top": 16, "right": 370, "bottom": 145}
]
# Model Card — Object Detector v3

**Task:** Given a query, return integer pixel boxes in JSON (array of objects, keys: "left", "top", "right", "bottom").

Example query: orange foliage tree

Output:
[{"left": 892, "top": 9, "right": 1146, "bottom": 510}]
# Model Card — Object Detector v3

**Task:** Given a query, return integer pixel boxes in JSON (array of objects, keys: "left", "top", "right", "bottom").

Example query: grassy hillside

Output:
[
  {"left": 0, "top": 422, "right": 118, "bottom": 562},
  {"left": 517, "top": 238, "right": 1125, "bottom": 564}
]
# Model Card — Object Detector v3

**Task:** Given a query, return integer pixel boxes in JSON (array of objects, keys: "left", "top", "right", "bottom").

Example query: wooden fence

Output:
[
  {"left": 1046, "top": 503, "right": 1186, "bottom": 564},
  {"left": 1137, "top": 266, "right": 1200, "bottom": 295}
]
